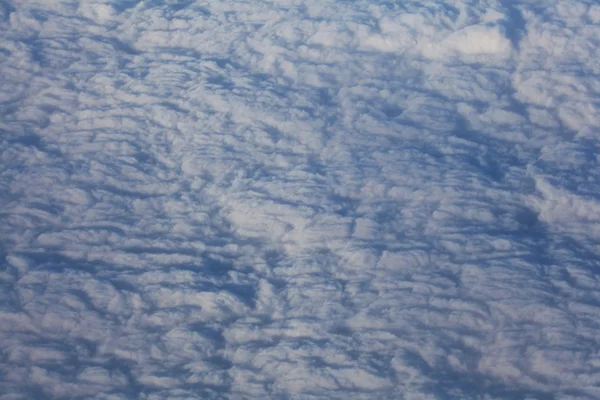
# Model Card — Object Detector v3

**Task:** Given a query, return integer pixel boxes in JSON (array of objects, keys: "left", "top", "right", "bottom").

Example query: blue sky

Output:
[{"left": 1, "top": 0, "right": 600, "bottom": 399}]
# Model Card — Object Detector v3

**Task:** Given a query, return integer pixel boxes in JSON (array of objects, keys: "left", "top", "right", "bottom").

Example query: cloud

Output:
[
  {"left": 422, "top": 23, "right": 513, "bottom": 59},
  {"left": 1, "top": 0, "right": 600, "bottom": 399}
]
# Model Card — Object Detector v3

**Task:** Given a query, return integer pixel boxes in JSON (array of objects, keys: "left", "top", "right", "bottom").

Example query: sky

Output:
[{"left": 1, "top": 0, "right": 600, "bottom": 399}]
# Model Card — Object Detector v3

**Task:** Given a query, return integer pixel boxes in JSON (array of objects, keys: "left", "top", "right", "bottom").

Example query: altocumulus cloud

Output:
[{"left": 1, "top": 0, "right": 600, "bottom": 399}]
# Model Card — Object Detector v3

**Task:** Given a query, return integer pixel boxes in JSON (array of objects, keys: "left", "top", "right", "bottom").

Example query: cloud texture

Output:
[{"left": 1, "top": 0, "right": 600, "bottom": 398}]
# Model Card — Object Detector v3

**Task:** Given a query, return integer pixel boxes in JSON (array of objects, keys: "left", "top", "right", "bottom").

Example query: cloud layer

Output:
[{"left": 1, "top": 0, "right": 600, "bottom": 398}]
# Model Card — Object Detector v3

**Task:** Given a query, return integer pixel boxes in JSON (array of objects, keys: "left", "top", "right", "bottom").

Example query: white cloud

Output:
[
  {"left": 422, "top": 23, "right": 513, "bottom": 60},
  {"left": 1, "top": 0, "right": 600, "bottom": 398}
]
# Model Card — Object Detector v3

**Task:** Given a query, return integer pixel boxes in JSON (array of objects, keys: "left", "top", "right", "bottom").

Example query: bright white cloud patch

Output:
[{"left": 1, "top": 0, "right": 600, "bottom": 399}]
